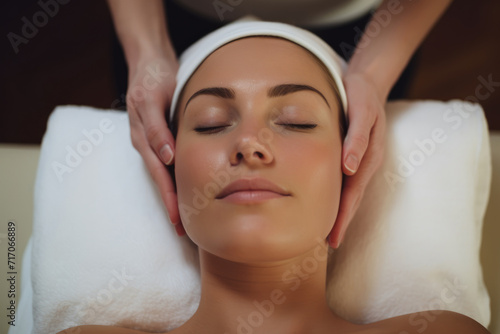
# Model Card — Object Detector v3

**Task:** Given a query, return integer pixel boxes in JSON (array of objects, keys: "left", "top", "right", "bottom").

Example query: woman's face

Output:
[{"left": 174, "top": 37, "right": 343, "bottom": 263}]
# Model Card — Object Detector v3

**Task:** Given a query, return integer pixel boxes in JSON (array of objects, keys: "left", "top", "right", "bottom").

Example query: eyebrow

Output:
[{"left": 183, "top": 83, "right": 330, "bottom": 114}]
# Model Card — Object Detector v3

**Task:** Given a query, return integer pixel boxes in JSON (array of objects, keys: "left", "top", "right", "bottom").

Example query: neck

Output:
[{"left": 179, "top": 240, "right": 354, "bottom": 334}]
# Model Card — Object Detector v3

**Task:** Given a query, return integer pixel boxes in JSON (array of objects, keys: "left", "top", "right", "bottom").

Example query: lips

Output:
[{"left": 216, "top": 177, "right": 291, "bottom": 199}]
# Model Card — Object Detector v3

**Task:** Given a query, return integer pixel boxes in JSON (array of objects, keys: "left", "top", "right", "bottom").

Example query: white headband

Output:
[{"left": 169, "top": 16, "right": 348, "bottom": 122}]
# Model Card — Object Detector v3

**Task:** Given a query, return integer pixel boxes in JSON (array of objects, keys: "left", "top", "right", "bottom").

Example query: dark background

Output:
[{"left": 2, "top": 0, "right": 499, "bottom": 144}]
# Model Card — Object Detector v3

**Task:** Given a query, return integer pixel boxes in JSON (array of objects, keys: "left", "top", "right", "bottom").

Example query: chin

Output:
[
  {"left": 184, "top": 202, "right": 331, "bottom": 263},
  {"left": 194, "top": 226, "right": 317, "bottom": 264}
]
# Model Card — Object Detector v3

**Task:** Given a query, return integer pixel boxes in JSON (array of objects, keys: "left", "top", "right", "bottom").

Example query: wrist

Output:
[
  {"left": 343, "top": 68, "right": 390, "bottom": 103},
  {"left": 108, "top": 0, "right": 177, "bottom": 67},
  {"left": 123, "top": 35, "right": 177, "bottom": 67}
]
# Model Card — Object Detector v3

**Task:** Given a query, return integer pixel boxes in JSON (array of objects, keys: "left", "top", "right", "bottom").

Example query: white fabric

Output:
[
  {"left": 170, "top": 18, "right": 348, "bottom": 123},
  {"left": 327, "top": 100, "right": 491, "bottom": 325},
  {"left": 30, "top": 108, "right": 200, "bottom": 334},
  {"left": 172, "top": 0, "right": 382, "bottom": 27},
  {"left": 26, "top": 100, "right": 490, "bottom": 334}
]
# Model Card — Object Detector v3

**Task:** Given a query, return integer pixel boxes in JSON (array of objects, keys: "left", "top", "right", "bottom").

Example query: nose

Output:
[{"left": 230, "top": 129, "right": 274, "bottom": 167}]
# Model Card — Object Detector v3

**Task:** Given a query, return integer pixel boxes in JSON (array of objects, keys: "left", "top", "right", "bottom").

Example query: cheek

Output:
[
  {"left": 283, "top": 135, "right": 342, "bottom": 233},
  {"left": 175, "top": 138, "right": 220, "bottom": 212},
  {"left": 174, "top": 134, "right": 234, "bottom": 238}
]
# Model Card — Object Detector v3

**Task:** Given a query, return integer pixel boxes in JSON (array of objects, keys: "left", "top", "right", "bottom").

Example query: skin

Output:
[
  {"left": 174, "top": 37, "right": 343, "bottom": 263},
  {"left": 106, "top": 0, "right": 454, "bottom": 249},
  {"left": 58, "top": 38, "right": 489, "bottom": 334}
]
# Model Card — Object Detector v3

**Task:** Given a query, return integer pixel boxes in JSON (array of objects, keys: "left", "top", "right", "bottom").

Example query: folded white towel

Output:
[
  {"left": 32, "top": 108, "right": 200, "bottom": 333},
  {"left": 29, "top": 100, "right": 490, "bottom": 334}
]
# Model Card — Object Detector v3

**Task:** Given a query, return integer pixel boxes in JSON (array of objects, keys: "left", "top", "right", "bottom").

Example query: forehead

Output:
[
  {"left": 207, "top": 36, "right": 315, "bottom": 63},
  {"left": 196, "top": 37, "right": 321, "bottom": 78},
  {"left": 177, "top": 36, "right": 334, "bottom": 106}
]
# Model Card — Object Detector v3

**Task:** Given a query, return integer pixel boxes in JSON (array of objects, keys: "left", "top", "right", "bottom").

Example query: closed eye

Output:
[
  {"left": 194, "top": 123, "right": 317, "bottom": 134},
  {"left": 194, "top": 125, "right": 228, "bottom": 133},
  {"left": 278, "top": 123, "right": 317, "bottom": 130}
]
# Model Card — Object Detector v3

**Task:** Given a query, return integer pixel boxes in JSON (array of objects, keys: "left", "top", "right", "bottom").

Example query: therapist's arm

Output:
[
  {"left": 347, "top": 0, "right": 454, "bottom": 99},
  {"left": 107, "top": 0, "right": 183, "bottom": 233},
  {"left": 107, "top": 0, "right": 176, "bottom": 65},
  {"left": 329, "top": 0, "right": 454, "bottom": 248}
]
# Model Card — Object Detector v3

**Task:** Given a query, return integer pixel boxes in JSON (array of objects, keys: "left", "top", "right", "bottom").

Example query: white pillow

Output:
[
  {"left": 29, "top": 100, "right": 491, "bottom": 334},
  {"left": 326, "top": 100, "right": 491, "bottom": 326}
]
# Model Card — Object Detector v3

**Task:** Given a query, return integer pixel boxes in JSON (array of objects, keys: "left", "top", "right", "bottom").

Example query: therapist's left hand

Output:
[{"left": 328, "top": 72, "right": 387, "bottom": 249}]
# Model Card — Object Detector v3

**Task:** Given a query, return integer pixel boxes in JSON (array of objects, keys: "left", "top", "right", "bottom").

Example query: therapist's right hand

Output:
[{"left": 126, "top": 56, "right": 185, "bottom": 236}]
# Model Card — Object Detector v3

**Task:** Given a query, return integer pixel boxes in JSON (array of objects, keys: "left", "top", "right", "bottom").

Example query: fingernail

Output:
[
  {"left": 328, "top": 234, "right": 336, "bottom": 249},
  {"left": 160, "top": 144, "right": 174, "bottom": 165},
  {"left": 345, "top": 155, "right": 358, "bottom": 173},
  {"left": 338, "top": 228, "right": 346, "bottom": 248},
  {"left": 175, "top": 224, "right": 185, "bottom": 237}
]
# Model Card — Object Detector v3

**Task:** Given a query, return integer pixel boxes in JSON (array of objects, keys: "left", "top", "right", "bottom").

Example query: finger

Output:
[
  {"left": 328, "top": 180, "right": 360, "bottom": 249},
  {"left": 129, "top": 116, "right": 181, "bottom": 226},
  {"left": 140, "top": 103, "right": 176, "bottom": 166},
  {"left": 329, "top": 116, "right": 386, "bottom": 248},
  {"left": 342, "top": 104, "right": 378, "bottom": 176},
  {"left": 142, "top": 140, "right": 181, "bottom": 226},
  {"left": 356, "top": 110, "right": 386, "bottom": 174},
  {"left": 175, "top": 222, "right": 186, "bottom": 237},
  {"left": 128, "top": 87, "right": 176, "bottom": 166}
]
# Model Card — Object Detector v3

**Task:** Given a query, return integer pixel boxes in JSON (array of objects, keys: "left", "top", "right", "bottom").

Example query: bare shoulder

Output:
[
  {"left": 56, "top": 325, "right": 163, "bottom": 334},
  {"left": 368, "top": 310, "right": 490, "bottom": 334}
]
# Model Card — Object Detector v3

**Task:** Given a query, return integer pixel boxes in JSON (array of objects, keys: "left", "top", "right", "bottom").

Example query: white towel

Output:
[
  {"left": 31, "top": 107, "right": 200, "bottom": 333},
  {"left": 28, "top": 100, "right": 490, "bottom": 334}
]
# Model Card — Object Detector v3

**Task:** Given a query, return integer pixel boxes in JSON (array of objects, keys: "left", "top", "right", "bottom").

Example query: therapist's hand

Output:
[
  {"left": 329, "top": 72, "right": 386, "bottom": 248},
  {"left": 126, "top": 56, "right": 184, "bottom": 235}
]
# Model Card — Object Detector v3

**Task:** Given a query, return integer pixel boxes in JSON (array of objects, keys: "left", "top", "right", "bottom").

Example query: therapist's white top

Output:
[{"left": 172, "top": 0, "right": 383, "bottom": 27}]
